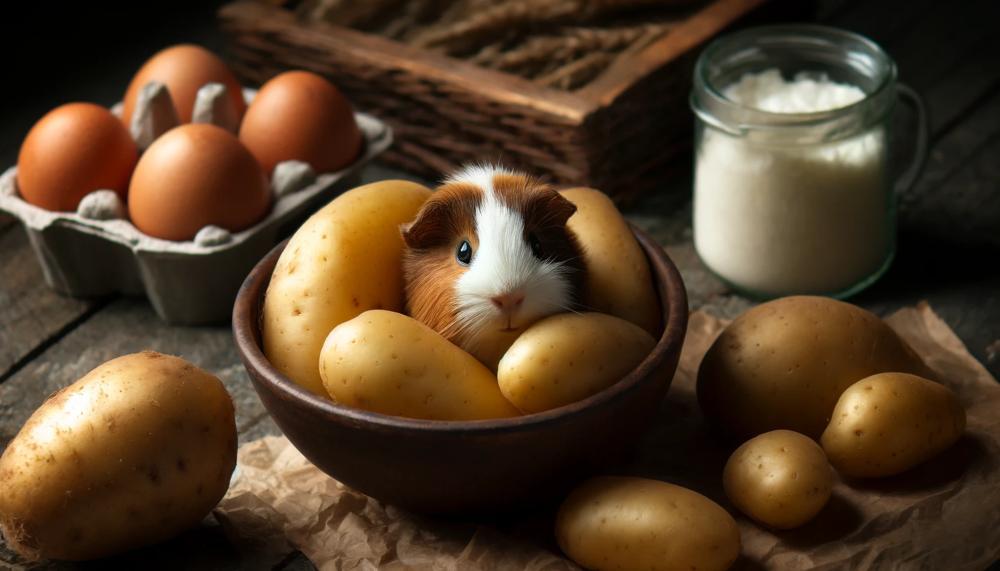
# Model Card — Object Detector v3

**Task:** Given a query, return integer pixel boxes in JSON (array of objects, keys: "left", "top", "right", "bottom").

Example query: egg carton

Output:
[{"left": 0, "top": 110, "right": 392, "bottom": 325}]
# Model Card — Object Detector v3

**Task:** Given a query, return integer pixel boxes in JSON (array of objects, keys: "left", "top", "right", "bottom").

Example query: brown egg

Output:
[
  {"left": 17, "top": 103, "right": 137, "bottom": 212},
  {"left": 238, "top": 71, "right": 363, "bottom": 177},
  {"left": 128, "top": 124, "right": 270, "bottom": 241},
  {"left": 122, "top": 44, "right": 246, "bottom": 127}
]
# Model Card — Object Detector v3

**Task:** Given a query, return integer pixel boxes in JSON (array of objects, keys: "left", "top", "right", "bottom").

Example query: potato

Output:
[
  {"left": 0, "top": 352, "right": 236, "bottom": 561},
  {"left": 697, "top": 296, "right": 934, "bottom": 440},
  {"left": 319, "top": 310, "right": 519, "bottom": 420},
  {"left": 263, "top": 180, "right": 431, "bottom": 395},
  {"left": 723, "top": 430, "right": 833, "bottom": 529},
  {"left": 821, "top": 372, "right": 965, "bottom": 478},
  {"left": 561, "top": 187, "right": 660, "bottom": 336},
  {"left": 467, "top": 327, "right": 521, "bottom": 373},
  {"left": 497, "top": 312, "right": 655, "bottom": 413},
  {"left": 557, "top": 477, "right": 740, "bottom": 571}
]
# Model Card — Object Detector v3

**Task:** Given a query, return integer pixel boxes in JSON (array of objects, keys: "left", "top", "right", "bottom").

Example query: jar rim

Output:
[{"left": 692, "top": 24, "right": 897, "bottom": 134}]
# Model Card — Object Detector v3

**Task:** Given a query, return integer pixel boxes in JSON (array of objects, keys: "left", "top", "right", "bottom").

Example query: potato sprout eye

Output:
[
  {"left": 456, "top": 240, "right": 473, "bottom": 265},
  {"left": 528, "top": 232, "right": 543, "bottom": 259}
]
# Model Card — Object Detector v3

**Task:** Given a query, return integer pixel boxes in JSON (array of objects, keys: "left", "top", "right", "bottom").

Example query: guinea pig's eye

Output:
[
  {"left": 527, "top": 232, "right": 543, "bottom": 259},
  {"left": 455, "top": 240, "right": 473, "bottom": 266}
]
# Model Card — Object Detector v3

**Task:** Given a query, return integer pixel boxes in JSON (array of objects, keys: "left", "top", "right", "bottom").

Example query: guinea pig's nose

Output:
[{"left": 491, "top": 291, "right": 525, "bottom": 313}]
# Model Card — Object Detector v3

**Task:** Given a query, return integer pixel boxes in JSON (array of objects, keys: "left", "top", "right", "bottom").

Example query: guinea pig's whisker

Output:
[
  {"left": 548, "top": 255, "right": 583, "bottom": 267},
  {"left": 445, "top": 311, "right": 483, "bottom": 336},
  {"left": 450, "top": 302, "right": 495, "bottom": 342},
  {"left": 556, "top": 302, "right": 584, "bottom": 316}
]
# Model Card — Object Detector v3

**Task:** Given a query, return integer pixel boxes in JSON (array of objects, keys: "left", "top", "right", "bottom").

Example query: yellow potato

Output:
[
  {"left": 723, "top": 430, "right": 833, "bottom": 529},
  {"left": 557, "top": 477, "right": 740, "bottom": 571},
  {"left": 319, "top": 310, "right": 519, "bottom": 420},
  {"left": 497, "top": 312, "right": 655, "bottom": 413},
  {"left": 263, "top": 180, "right": 431, "bottom": 395},
  {"left": 697, "top": 296, "right": 933, "bottom": 440},
  {"left": 466, "top": 327, "right": 522, "bottom": 373},
  {"left": 561, "top": 187, "right": 660, "bottom": 336},
  {"left": 0, "top": 352, "right": 236, "bottom": 561},
  {"left": 821, "top": 372, "right": 966, "bottom": 478}
]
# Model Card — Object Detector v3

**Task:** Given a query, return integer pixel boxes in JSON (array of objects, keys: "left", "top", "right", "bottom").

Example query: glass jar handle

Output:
[{"left": 895, "top": 83, "right": 929, "bottom": 194}]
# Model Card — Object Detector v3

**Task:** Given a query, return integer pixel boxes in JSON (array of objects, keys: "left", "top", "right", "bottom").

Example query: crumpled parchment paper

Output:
[{"left": 215, "top": 303, "right": 1000, "bottom": 570}]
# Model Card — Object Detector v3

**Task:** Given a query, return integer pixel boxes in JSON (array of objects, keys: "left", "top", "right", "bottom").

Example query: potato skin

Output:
[
  {"left": 723, "top": 430, "right": 833, "bottom": 529},
  {"left": 319, "top": 310, "right": 519, "bottom": 420},
  {"left": 262, "top": 180, "right": 431, "bottom": 396},
  {"left": 561, "top": 187, "right": 661, "bottom": 336},
  {"left": 697, "top": 296, "right": 933, "bottom": 440},
  {"left": 556, "top": 477, "right": 740, "bottom": 571},
  {"left": 821, "top": 373, "right": 965, "bottom": 478},
  {"left": 467, "top": 327, "right": 521, "bottom": 373},
  {"left": 497, "top": 312, "right": 655, "bottom": 413},
  {"left": 0, "top": 352, "right": 236, "bottom": 561}
]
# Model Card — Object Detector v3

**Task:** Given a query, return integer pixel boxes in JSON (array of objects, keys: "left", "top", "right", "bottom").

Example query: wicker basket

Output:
[{"left": 219, "top": 0, "right": 771, "bottom": 202}]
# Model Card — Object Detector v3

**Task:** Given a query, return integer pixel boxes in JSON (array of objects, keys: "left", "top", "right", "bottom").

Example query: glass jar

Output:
[{"left": 690, "top": 25, "right": 926, "bottom": 299}]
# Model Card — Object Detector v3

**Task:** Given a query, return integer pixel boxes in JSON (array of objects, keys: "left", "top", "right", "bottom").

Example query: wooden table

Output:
[{"left": 1, "top": 1, "right": 997, "bottom": 569}]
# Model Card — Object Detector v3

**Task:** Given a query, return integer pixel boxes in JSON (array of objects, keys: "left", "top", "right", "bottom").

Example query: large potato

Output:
[
  {"left": 821, "top": 373, "right": 965, "bottom": 478},
  {"left": 497, "top": 312, "right": 655, "bottom": 413},
  {"left": 0, "top": 352, "right": 236, "bottom": 561},
  {"left": 263, "top": 180, "right": 431, "bottom": 395},
  {"left": 319, "top": 310, "right": 519, "bottom": 420},
  {"left": 697, "top": 296, "right": 933, "bottom": 439},
  {"left": 561, "top": 187, "right": 661, "bottom": 336},
  {"left": 557, "top": 477, "right": 740, "bottom": 571},
  {"left": 723, "top": 430, "right": 833, "bottom": 529}
]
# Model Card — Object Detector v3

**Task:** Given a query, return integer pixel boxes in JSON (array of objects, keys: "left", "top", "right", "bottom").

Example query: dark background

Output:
[{"left": 1, "top": 2, "right": 229, "bottom": 168}]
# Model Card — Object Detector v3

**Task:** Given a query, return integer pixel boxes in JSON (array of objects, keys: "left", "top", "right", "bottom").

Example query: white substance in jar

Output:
[
  {"left": 724, "top": 69, "right": 865, "bottom": 113},
  {"left": 694, "top": 70, "right": 891, "bottom": 296}
]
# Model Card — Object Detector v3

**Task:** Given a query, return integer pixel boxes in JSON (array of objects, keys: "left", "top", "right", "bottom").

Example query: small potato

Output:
[
  {"left": 561, "top": 187, "right": 661, "bottom": 336},
  {"left": 723, "top": 430, "right": 833, "bottom": 529},
  {"left": 497, "top": 312, "right": 655, "bottom": 413},
  {"left": 319, "top": 310, "right": 519, "bottom": 420},
  {"left": 697, "top": 296, "right": 934, "bottom": 440},
  {"left": 557, "top": 477, "right": 740, "bottom": 571},
  {"left": 263, "top": 180, "right": 432, "bottom": 396},
  {"left": 821, "top": 373, "right": 966, "bottom": 478},
  {"left": 0, "top": 352, "right": 236, "bottom": 561}
]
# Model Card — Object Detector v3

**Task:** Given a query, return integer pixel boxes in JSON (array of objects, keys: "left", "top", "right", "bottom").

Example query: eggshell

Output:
[
  {"left": 122, "top": 44, "right": 246, "bottom": 127},
  {"left": 239, "top": 71, "right": 363, "bottom": 176},
  {"left": 128, "top": 124, "right": 270, "bottom": 241},
  {"left": 17, "top": 103, "right": 137, "bottom": 212}
]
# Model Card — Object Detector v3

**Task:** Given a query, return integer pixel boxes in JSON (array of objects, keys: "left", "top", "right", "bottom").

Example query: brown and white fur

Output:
[{"left": 401, "top": 165, "right": 586, "bottom": 356}]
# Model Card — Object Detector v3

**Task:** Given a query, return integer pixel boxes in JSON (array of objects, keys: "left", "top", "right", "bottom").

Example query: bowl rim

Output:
[{"left": 232, "top": 223, "right": 688, "bottom": 435}]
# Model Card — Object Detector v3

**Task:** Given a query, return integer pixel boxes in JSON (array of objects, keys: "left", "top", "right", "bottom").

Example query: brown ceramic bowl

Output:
[{"left": 232, "top": 225, "right": 688, "bottom": 514}]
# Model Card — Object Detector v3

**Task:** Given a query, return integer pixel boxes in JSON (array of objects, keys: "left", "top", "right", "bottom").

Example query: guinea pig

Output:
[{"left": 401, "top": 165, "right": 586, "bottom": 364}]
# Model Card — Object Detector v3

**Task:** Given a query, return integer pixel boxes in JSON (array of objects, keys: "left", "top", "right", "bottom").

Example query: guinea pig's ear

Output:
[
  {"left": 401, "top": 200, "right": 450, "bottom": 249},
  {"left": 530, "top": 190, "right": 577, "bottom": 228},
  {"left": 550, "top": 192, "right": 577, "bottom": 226}
]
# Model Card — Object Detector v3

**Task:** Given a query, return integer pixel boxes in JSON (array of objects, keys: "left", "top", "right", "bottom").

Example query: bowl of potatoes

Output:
[{"left": 232, "top": 180, "right": 688, "bottom": 514}]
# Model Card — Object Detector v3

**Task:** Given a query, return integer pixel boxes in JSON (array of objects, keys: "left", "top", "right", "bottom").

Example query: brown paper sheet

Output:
[{"left": 215, "top": 303, "right": 1000, "bottom": 570}]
